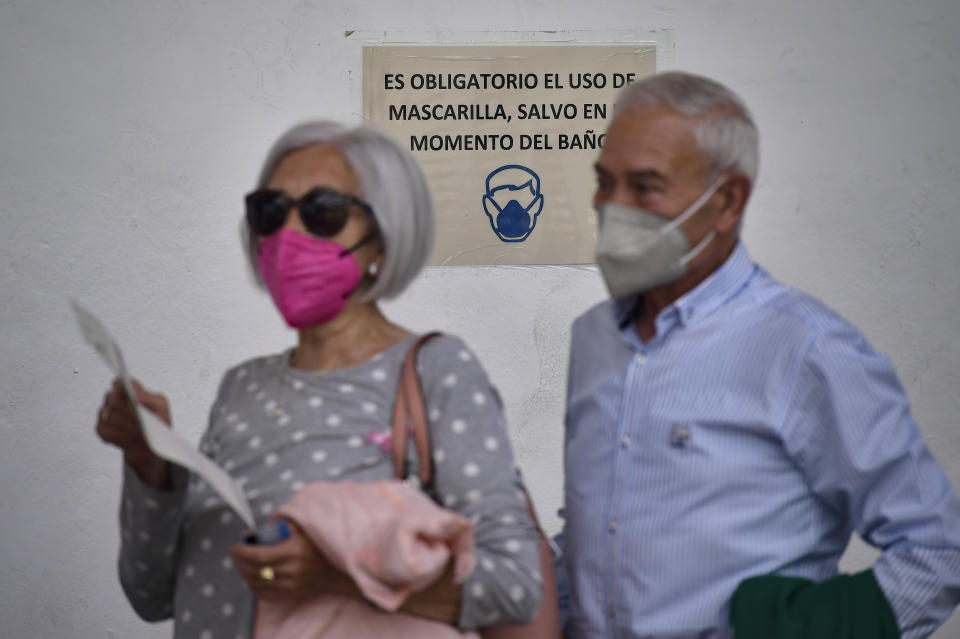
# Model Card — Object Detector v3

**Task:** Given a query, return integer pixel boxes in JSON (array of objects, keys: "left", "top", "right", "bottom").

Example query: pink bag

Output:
[{"left": 392, "top": 334, "right": 563, "bottom": 639}]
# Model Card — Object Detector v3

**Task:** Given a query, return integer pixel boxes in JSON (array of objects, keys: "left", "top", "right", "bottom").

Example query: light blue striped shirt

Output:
[{"left": 562, "top": 242, "right": 960, "bottom": 639}]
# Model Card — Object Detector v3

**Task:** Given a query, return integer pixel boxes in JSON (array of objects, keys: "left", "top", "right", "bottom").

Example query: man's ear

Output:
[{"left": 714, "top": 174, "right": 751, "bottom": 234}]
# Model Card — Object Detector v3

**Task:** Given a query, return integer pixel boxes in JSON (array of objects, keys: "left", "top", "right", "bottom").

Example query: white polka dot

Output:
[
  {"left": 200, "top": 631, "right": 213, "bottom": 639},
  {"left": 280, "top": 469, "right": 294, "bottom": 482},
  {"left": 312, "top": 449, "right": 327, "bottom": 463},
  {"left": 484, "top": 437, "right": 499, "bottom": 451},
  {"left": 264, "top": 400, "right": 278, "bottom": 413},
  {"left": 362, "top": 401, "right": 377, "bottom": 415},
  {"left": 260, "top": 502, "right": 274, "bottom": 516},
  {"left": 181, "top": 609, "right": 192, "bottom": 623},
  {"left": 201, "top": 538, "right": 212, "bottom": 551},
  {"left": 144, "top": 497, "right": 159, "bottom": 510},
  {"left": 184, "top": 565, "right": 195, "bottom": 578},
  {"left": 327, "top": 467, "right": 342, "bottom": 477},
  {"left": 347, "top": 436, "right": 363, "bottom": 448},
  {"left": 291, "top": 430, "right": 307, "bottom": 442},
  {"left": 471, "top": 582, "right": 485, "bottom": 598},
  {"left": 443, "top": 494, "right": 457, "bottom": 507},
  {"left": 248, "top": 436, "right": 262, "bottom": 449},
  {"left": 481, "top": 557, "right": 495, "bottom": 571},
  {"left": 246, "top": 488, "right": 260, "bottom": 500},
  {"left": 276, "top": 413, "right": 291, "bottom": 427},
  {"left": 309, "top": 396, "right": 323, "bottom": 408},
  {"left": 237, "top": 477, "right": 249, "bottom": 487},
  {"left": 434, "top": 449, "right": 446, "bottom": 463},
  {"left": 509, "top": 585, "right": 525, "bottom": 602},
  {"left": 222, "top": 603, "right": 234, "bottom": 617},
  {"left": 236, "top": 368, "right": 247, "bottom": 379},
  {"left": 220, "top": 511, "right": 232, "bottom": 525},
  {"left": 339, "top": 383, "right": 354, "bottom": 394},
  {"left": 472, "top": 391, "right": 486, "bottom": 405},
  {"left": 442, "top": 374, "right": 457, "bottom": 387},
  {"left": 202, "top": 583, "right": 215, "bottom": 597},
  {"left": 429, "top": 407, "right": 441, "bottom": 421},
  {"left": 223, "top": 459, "right": 235, "bottom": 471},
  {"left": 466, "top": 489, "right": 483, "bottom": 503},
  {"left": 204, "top": 496, "right": 218, "bottom": 508},
  {"left": 505, "top": 539, "right": 522, "bottom": 554},
  {"left": 501, "top": 514, "right": 516, "bottom": 525},
  {"left": 138, "top": 530, "right": 150, "bottom": 542},
  {"left": 463, "top": 462, "right": 479, "bottom": 477},
  {"left": 264, "top": 453, "right": 278, "bottom": 466},
  {"left": 503, "top": 558, "right": 517, "bottom": 571},
  {"left": 291, "top": 480, "right": 305, "bottom": 491},
  {"left": 255, "top": 390, "right": 267, "bottom": 401},
  {"left": 246, "top": 382, "right": 258, "bottom": 393},
  {"left": 363, "top": 455, "right": 379, "bottom": 466},
  {"left": 291, "top": 379, "right": 305, "bottom": 391},
  {"left": 222, "top": 557, "right": 232, "bottom": 570},
  {"left": 451, "top": 419, "right": 467, "bottom": 434},
  {"left": 371, "top": 368, "right": 387, "bottom": 382},
  {"left": 531, "top": 569, "right": 543, "bottom": 584},
  {"left": 327, "top": 414, "right": 342, "bottom": 427},
  {"left": 458, "top": 349, "right": 472, "bottom": 362}
]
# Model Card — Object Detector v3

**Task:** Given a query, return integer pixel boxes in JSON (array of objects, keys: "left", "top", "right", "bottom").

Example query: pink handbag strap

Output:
[{"left": 391, "top": 332, "right": 442, "bottom": 491}]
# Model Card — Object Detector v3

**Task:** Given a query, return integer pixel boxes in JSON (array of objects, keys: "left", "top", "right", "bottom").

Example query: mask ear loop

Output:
[
  {"left": 663, "top": 177, "right": 727, "bottom": 266},
  {"left": 660, "top": 176, "right": 727, "bottom": 236}
]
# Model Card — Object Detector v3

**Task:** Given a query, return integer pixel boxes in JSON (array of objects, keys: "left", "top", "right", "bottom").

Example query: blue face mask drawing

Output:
[{"left": 482, "top": 165, "right": 544, "bottom": 243}]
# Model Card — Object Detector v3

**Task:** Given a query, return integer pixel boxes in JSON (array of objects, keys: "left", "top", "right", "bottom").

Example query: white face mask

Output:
[{"left": 595, "top": 178, "right": 725, "bottom": 298}]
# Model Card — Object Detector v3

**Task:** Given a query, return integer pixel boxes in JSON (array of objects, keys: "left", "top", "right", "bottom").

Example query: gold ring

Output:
[{"left": 258, "top": 566, "right": 275, "bottom": 582}]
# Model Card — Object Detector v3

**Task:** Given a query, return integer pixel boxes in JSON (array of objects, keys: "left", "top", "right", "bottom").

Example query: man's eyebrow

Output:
[{"left": 625, "top": 169, "right": 668, "bottom": 184}]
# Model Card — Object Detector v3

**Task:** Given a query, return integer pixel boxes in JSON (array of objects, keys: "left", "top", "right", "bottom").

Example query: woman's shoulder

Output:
[{"left": 416, "top": 333, "right": 480, "bottom": 369}]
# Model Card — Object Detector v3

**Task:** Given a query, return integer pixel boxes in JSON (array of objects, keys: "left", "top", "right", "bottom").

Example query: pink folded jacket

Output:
[{"left": 254, "top": 480, "right": 479, "bottom": 639}]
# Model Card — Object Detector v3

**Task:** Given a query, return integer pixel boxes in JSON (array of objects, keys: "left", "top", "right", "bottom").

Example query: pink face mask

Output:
[{"left": 256, "top": 228, "right": 362, "bottom": 329}]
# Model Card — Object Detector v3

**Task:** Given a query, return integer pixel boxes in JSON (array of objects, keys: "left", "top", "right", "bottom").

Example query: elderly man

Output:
[{"left": 562, "top": 71, "right": 960, "bottom": 638}]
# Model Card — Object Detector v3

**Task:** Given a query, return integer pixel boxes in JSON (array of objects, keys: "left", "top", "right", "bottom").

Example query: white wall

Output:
[{"left": 1, "top": 0, "right": 957, "bottom": 637}]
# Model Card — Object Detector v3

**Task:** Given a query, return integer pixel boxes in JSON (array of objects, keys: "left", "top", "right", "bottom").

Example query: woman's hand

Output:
[
  {"left": 230, "top": 520, "right": 359, "bottom": 601},
  {"left": 95, "top": 378, "right": 171, "bottom": 489}
]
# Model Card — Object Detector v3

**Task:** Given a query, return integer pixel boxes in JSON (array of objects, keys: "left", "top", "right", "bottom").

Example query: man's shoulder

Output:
[
  {"left": 748, "top": 267, "right": 865, "bottom": 344},
  {"left": 571, "top": 299, "right": 621, "bottom": 339}
]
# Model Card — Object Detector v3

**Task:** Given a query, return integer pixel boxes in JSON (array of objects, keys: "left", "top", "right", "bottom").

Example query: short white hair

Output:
[
  {"left": 615, "top": 72, "right": 759, "bottom": 184},
  {"left": 243, "top": 121, "right": 434, "bottom": 300}
]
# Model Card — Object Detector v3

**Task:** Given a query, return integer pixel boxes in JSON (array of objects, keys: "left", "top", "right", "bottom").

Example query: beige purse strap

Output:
[{"left": 391, "top": 332, "right": 442, "bottom": 490}]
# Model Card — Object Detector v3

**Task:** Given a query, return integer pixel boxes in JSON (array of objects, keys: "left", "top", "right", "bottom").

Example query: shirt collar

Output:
[{"left": 613, "top": 241, "right": 756, "bottom": 331}]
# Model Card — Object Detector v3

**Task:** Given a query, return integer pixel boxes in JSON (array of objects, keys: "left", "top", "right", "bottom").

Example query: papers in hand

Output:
[{"left": 71, "top": 300, "right": 256, "bottom": 530}]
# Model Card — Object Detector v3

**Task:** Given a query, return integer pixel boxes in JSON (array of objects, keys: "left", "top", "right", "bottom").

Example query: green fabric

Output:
[{"left": 730, "top": 569, "right": 900, "bottom": 639}]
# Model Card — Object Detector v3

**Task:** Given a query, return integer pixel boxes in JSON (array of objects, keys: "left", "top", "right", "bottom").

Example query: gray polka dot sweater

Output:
[{"left": 117, "top": 335, "right": 543, "bottom": 638}]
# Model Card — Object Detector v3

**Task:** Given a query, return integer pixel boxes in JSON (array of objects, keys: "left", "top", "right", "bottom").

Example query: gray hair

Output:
[
  {"left": 615, "top": 72, "right": 759, "bottom": 184},
  {"left": 243, "top": 121, "right": 434, "bottom": 301}
]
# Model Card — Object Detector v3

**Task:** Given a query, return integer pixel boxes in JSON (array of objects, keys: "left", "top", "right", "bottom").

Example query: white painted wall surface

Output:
[{"left": 1, "top": 1, "right": 957, "bottom": 637}]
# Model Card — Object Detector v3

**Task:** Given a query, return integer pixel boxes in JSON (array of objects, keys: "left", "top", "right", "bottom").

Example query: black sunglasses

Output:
[{"left": 245, "top": 187, "right": 376, "bottom": 238}]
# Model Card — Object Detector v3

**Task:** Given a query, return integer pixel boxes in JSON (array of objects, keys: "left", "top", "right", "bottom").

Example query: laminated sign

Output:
[{"left": 362, "top": 44, "right": 657, "bottom": 265}]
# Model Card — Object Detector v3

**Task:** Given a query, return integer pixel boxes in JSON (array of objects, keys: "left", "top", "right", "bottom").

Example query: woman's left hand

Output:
[{"left": 230, "top": 520, "right": 357, "bottom": 600}]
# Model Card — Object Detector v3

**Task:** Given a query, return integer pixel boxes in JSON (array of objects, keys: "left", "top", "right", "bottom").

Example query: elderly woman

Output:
[{"left": 95, "top": 122, "right": 544, "bottom": 638}]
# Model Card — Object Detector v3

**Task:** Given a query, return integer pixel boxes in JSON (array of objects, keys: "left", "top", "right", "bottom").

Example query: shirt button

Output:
[
  {"left": 619, "top": 435, "right": 630, "bottom": 449},
  {"left": 634, "top": 352, "right": 647, "bottom": 365},
  {"left": 607, "top": 519, "right": 617, "bottom": 532}
]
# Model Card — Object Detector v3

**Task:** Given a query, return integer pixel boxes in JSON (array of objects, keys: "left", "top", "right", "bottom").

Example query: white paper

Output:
[{"left": 71, "top": 300, "right": 256, "bottom": 530}]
